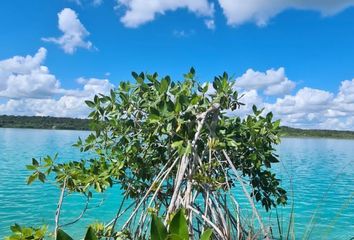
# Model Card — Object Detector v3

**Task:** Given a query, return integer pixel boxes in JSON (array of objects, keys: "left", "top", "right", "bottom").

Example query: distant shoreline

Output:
[
  {"left": 280, "top": 126, "right": 354, "bottom": 139},
  {"left": 0, "top": 115, "right": 90, "bottom": 131},
  {"left": 1, "top": 115, "right": 354, "bottom": 139},
  {"left": 0, "top": 127, "right": 90, "bottom": 132}
]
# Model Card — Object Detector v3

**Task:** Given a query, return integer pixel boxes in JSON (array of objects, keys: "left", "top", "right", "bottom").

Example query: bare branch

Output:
[
  {"left": 60, "top": 194, "right": 89, "bottom": 227},
  {"left": 222, "top": 150, "right": 269, "bottom": 239},
  {"left": 187, "top": 204, "right": 225, "bottom": 239},
  {"left": 54, "top": 177, "right": 67, "bottom": 239}
]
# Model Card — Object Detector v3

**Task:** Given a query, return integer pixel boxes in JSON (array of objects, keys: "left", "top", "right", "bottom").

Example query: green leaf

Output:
[
  {"left": 110, "top": 89, "right": 116, "bottom": 100},
  {"left": 169, "top": 209, "right": 189, "bottom": 240},
  {"left": 175, "top": 101, "right": 181, "bottom": 113},
  {"left": 43, "top": 156, "right": 53, "bottom": 166},
  {"left": 160, "top": 77, "right": 170, "bottom": 93},
  {"left": 266, "top": 111, "right": 273, "bottom": 119},
  {"left": 149, "top": 114, "right": 160, "bottom": 123},
  {"left": 273, "top": 119, "right": 280, "bottom": 129},
  {"left": 151, "top": 214, "right": 167, "bottom": 240},
  {"left": 57, "top": 229, "right": 73, "bottom": 240},
  {"left": 252, "top": 105, "right": 257, "bottom": 114},
  {"left": 171, "top": 140, "right": 183, "bottom": 149},
  {"left": 200, "top": 229, "right": 213, "bottom": 240},
  {"left": 166, "top": 234, "right": 184, "bottom": 240},
  {"left": 84, "top": 226, "right": 98, "bottom": 240},
  {"left": 269, "top": 155, "right": 279, "bottom": 163},
  {"left": 93, "top": 95, "right": 99, "bottom": 105},
  {"left": 27, "top": 174, "right": 37, "bottom": 185},
  {"left": 26, "top": 165, "right": 37, "bottom": 171},
  {"left": 185, "top": 143, "right": 192, "bottom": 155},
  {"left": 132, "top": 71, "right": 139, "bottom": 80},
  {"left": 38, "top": 172, "right": 46, "bottom": 183},
  {"left": 85, "top": 100, "right": 96, "bottom": 108},
  {"left": 10, "top": 224, "right": 21, "bottom": 233},
  {"left": 190, "top": 67, "right": 195, "bottom": 75},
  {"left": 226, "top": 139, "right": 238, "bottom": 148},
  {"left": 32, "top": 158, "right": 39, "bottom": 166}
]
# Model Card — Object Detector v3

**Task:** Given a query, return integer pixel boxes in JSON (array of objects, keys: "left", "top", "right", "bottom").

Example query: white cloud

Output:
[
  {"left": 266, "top": 87, "right": 333, "bottom": 115},
  {"left": 70, "top": 0, "right": 103, "bottom": 6},
  {"left": 332, "top": 79, "right": 354, "bottom": 115},
  {"left": 2, "top": 48, "right": 354, "bottom": 130},
  {"left": 264, "top": 79, "right": 295, "bottom": 96},
  {"left": 42, "top": 8, "right": 93, "bottom": 54},
  {"left": 0, "top": 77, "right": 113, "bottom": 118},
  {"left": 264, "top": 85, "right": 354, "bottom": 130},
  {"left": 113, "top": 0, "right": 354, "bottom": 28},
  {"left": 218, "top": 0, "right": 354, "bottom": 26},
  {"left": 69, "top": 77, "right": 114, "bottom": 97},
  {"left": 92, "top": 0, "right": 103, "bottom": 5},
  {"left": 335, "top": 79, "right": 354, "bottom": 104},
  {"left": 116, "top": 0, "right": 214, "bottom": 28},
  {"left": 0, "top": 48, "right": 63, "bottom": 99},
  {"left": 235, "top": 68, "right": 296, "bottom": 96},
  {"left": 0, "top": 97, "right": 85, "bottom": 118},
  {"left": 0, "top": 49, "right": 114, "bottom": 118},
  {"left": 173, "top": 29, "right": 195, "bottom": 38},
  {"left": 231, "top": 69, "right": 354, "bottom": 130},
  {"left": 204, "top": 19, "right": 215, "bottom": 30},
  {"left": 234, "top": 89, "right": 263, "bottom": 117}
]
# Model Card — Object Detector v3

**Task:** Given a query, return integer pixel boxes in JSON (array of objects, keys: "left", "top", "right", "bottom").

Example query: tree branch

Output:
[
  {"left": 222, "top": 150, "right": 269, "bottom": 239},
  {"left": 54, "top": 177, "right": 67, "bottom": 239}
]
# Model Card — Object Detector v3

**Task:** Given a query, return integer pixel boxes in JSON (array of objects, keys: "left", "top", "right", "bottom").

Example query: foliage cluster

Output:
[{"left": 8, "top": 69, "right": 287, "bottom": 239}]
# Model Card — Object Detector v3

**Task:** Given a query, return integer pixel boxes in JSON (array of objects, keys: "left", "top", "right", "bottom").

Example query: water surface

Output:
[{"left": 0, "top": 128, "right": 353, "bottom": 239}]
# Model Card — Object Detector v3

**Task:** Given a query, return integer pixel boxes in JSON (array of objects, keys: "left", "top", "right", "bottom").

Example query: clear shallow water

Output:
[{"left": 0, "top": 128, "right": 353, "bottom": 239}]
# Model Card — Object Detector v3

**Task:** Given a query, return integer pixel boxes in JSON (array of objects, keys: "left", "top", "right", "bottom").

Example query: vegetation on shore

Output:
[
  {"left": 0, "top": 115, "right": 89, "bottom": 130},
  {"left": 280, "top": 126, "right": 354, "bottom": 139},
  {"left": 2, "top": 116, "right": 354, "bottom": 139}
]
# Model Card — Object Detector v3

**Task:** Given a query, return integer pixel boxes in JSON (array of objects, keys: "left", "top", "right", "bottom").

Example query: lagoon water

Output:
[{"left": 0, "top": 128, "right": 353, "bottom": 239}]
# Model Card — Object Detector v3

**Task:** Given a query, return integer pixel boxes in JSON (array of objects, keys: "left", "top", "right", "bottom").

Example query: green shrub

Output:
[{"left": 8, "top": 69, "right": 286, "bottom": 239}]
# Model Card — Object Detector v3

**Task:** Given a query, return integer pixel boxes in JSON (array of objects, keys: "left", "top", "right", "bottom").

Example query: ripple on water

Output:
[{"left": 0, "top": 131, "right": 353, "bottom": 238}]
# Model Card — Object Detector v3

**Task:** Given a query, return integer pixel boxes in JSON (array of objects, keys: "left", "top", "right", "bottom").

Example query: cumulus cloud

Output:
[
  {"left": 112, "top": 0, "right": 354, "bottom": 28},
  {"left": 0, "top": 49, "right": 114, "bottom": 118},
  {"left": 116, "top": 0, "right": 214, "bottom": 28},
  {"left": 218, "top": 0, "right": 354, "bottom": 26},
  {"left": 0, "top": 98, "right": 84, "bottom": 118},
  {"left": 204, "top": 68, "right": 293, "bottom": 116},
  {"left": 42, "top": 8, "right": 93, "bottom": 54},
  {"left": 0, "top": 48, "right": 63, "bottom": 99},
  {"left": 0, "top": 77, "right": 113, "bottom": 118},
  {"left": 204, "top": 67, "right": 354, "bottom": 130},
  {"left": 264, "top": 85, "right": 354, "bottom": 130},
  {"left": 266, "top": 87, "right": 333, "bottom": 115},
  {"left": 68, "top": 0, "right": 354, "bottom": 28},
  {"left": 332, "top": 79, "right": 354, "bottom": 115},
  {"left": 69, "top": 77, "right": 114, "bottom": 98},
  {"left": 2, "top": 48, "right": 354, "bottom": 130},
  {"left": 235, "top": 68, "right": 296, "bottom": 96},
  {"left": 335, "top": 79, "right": 354, "bottom": 104}
]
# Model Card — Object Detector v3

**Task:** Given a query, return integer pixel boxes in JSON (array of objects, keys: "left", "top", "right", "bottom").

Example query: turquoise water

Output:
[{"left": 0, "top": 128, "right": 353, "bottom": 239}]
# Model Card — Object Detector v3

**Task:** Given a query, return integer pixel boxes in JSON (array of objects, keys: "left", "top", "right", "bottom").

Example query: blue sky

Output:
[{"left": 1, "top": 0, "right": 354, "bottom": 129}]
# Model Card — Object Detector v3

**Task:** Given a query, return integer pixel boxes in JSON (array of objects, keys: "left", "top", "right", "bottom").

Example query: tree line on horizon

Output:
[
  {"left": 1, "top": 115, "right": 354, "bottom": 139},
  {"left": 0, "top": 115, "right": 90, "bottom": 130}
]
